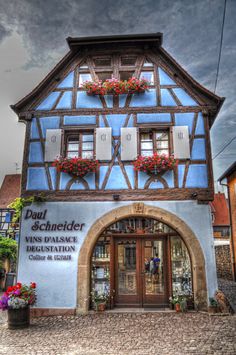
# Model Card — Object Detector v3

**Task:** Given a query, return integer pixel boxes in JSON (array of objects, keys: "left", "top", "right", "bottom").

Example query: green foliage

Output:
[
  {"left": 209, "top": 297, "right": 218, "bottom": 307},
  {"left": 169, "top": 294, "right": 187, "bottom": 311},
  {"left": 0, "top": 236, "right": 17, "bottom": 263},
  {"left": 7, "top": 194, "right": 46, "bottom": 222}
]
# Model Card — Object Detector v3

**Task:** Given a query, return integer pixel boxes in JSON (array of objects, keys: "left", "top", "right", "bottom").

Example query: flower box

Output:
[
  {"left": 82, "top": 77, "right": 149, "bottom": 96},
  {"left": 53, "top": 157, "right": 99, "bottom": 178},
  {"left": 133, "top": 153, "right": 178, "bottom": 175}
]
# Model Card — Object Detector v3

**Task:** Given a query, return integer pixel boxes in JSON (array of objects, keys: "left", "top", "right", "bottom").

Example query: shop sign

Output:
[{"left": 23, "top": 208, "right": 85, "bottom": 262}]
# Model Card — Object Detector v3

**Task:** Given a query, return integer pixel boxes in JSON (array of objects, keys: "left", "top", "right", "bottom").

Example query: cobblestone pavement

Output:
[{"left": 0, "top": 312, "right": 236, "bottom": 355}]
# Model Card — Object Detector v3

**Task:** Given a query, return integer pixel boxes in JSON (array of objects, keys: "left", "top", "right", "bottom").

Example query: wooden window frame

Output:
[
  {"left": 120, "top": 56, "right": 137, "bottom": 66},
  {"left": 63, "top": 129, "right": 95, "bottom": 159},
  {"left": 95, "top": 72, "right": 113, "bottom": 82},
  {"left": 139, "top": 128, "right": 171, "bottom": 157},
  {"left": 93, "top": 56, "right": 112, "bottom": 68}
]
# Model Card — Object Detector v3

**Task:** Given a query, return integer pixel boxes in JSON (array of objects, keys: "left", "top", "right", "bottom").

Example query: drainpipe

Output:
[{"left": 219, "top": 181, "right": 236, "bottom": 281}]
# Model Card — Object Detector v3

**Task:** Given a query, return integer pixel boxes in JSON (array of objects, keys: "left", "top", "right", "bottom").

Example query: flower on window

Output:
[
  {"left": 82, "top": 77, "right": 149, "bottom": 95},
  {"left": 133, "top": 153, "right": 178, "bottom": 174},
  {"left": 53, "top": 156, "right": 99, "bottom": 177}
]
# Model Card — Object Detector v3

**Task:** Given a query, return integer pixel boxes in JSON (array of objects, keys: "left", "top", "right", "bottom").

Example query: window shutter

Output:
[
  {"left": 96, "top": 128, "right": 112, "bottom": 161},
  {"left": 121, "top": 127, "right": 138, "bottom": 161},
  {"left": 44, "top": 129, "right": 62, "bottom": 162},
  {"left": 172, "top": 126, "right": 190, "bottom": 159}
]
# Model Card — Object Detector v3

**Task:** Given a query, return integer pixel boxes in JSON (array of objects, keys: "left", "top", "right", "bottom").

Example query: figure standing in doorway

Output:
[{"left": 153, "top": 254, "right": 161, "bottom": 282}]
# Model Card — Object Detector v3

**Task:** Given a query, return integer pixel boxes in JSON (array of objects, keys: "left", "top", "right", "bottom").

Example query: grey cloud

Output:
[{"left": 0, "top": 23, "right": 12, "bottom": 42}]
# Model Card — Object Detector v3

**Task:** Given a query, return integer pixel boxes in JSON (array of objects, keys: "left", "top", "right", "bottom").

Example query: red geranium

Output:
[
  {"left": 0, "top": 282, "right": 37, "bottom": 311},
  {"left": 53, "top": 156, "right": 99, "bottom": 177},
  {"left": 133, "top": 153, "right": 178, "bottom": 174},
  {"left": 82, "top": 77, "right": 149, "bottom": 95}
]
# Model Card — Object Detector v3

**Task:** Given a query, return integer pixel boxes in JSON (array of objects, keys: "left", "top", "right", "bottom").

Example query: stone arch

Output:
[{"left": 77, "top": 203, "right": 207, "bottom": 313}]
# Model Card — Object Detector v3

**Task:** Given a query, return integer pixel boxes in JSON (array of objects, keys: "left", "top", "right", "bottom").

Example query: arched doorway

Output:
[
  {"left": 77, "top": 204, "right": 207, "bottom": 313},
  {"left": 91, "top": 217, "right": 192, "bottom": 308}
]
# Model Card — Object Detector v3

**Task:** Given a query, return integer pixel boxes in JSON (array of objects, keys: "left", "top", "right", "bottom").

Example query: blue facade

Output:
[{"left": 26, "top": 59, "right": 209, "bottom": 193}]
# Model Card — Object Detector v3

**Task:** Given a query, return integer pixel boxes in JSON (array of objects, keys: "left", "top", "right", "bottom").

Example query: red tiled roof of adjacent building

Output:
[
  {"left": 210, "top": 192, "right": 230, "bottom": 226},
  {"left": 0, "top": 174, "right": 21, "bottom": 208}
]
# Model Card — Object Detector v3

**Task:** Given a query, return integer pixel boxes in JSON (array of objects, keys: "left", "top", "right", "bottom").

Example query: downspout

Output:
[{"left": 219, "top": 181, "right": 236, "bottom": 280}]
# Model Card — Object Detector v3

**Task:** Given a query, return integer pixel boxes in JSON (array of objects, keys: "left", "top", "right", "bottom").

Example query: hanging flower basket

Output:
[
  {"left": 82, "top": 77, "right": 149, "bottom": 96},
  {"left": 133, "top": 153, "right": 178, "bottom": 175},
  {"left": 53, "top": 157, "right": 99, "bottom": 178}
]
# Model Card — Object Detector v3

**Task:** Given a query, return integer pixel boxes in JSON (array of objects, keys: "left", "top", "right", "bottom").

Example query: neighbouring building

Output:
[
  {"left": 210, "top": 192, "right": 230, "bottom": 239},
  {"left": 0, "top": 174, "right": 21, "bottom": 239},
  {"left": 11, "top": 34, "right": 224, "bottom": 314},
  {"left": 0, "top": 174, "right": 21, "bottom": 290},
  {"left": 210, "top": 193, "right": 232, "bottom": 280},
  {"left": 219, "top": 162, "right": 236, "bottom": 280}
]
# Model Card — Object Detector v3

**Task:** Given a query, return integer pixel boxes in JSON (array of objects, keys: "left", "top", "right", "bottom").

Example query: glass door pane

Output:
[
  {"left": 142, "top": 239, "right": 168, "bottom": 306},
  {"left": 144, "top": 240, "right": 164, "bottom": 296},
  {"left": 117, "top": 240, "right": 137, "bottom": 296}
]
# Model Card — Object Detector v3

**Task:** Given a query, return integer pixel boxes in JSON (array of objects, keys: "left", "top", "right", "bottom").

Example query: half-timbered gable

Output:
[{"left": 12, "top": 34, "right": 223, "bottom": 202}]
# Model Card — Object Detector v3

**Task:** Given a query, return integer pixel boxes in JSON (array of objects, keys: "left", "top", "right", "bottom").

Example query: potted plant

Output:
[
  {"left": 133, "top": 153, "right": 178, "bottom": 175},
  {"left": 169, "top": 294, "right": 187, "bottom": 312},
  {"left": 53, "top": 156, "right": 99, "bottom": 178},
  {"left": 0, "top": 235, "right": 18, "bottom": 289},
  {"left": 208, "top": 297, "right": 219, "bottom": 314},
  {"left": 91, "top": 290, "right": 109, "bottom": 312},
  {"left": 81, "top": 77, "right": 149, "bottom": 95},
  {"left": 0, "top": 282, "right": 36, "bottom": 329}
]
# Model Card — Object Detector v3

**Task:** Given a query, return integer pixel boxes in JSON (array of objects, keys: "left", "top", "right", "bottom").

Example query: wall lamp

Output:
[{"left": 113, "top": 194, "right": 120, "bottom": 201}]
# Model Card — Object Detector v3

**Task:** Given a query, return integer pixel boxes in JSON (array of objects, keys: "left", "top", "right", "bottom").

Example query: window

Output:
[
  {"left": 140, "top": 130, "right": 169, "bottom": 156},
  {"left": 140, "top": 71, "right": 154, "bottom": 85},
  {"left": 94, "top": 57, "right": 112, "bottom": 67},
  {"left": 121, "top": 56, "right": 137, "bottom": 66},
  {"left": 79, "top": 73, "right": 92, "bottom": 86},
  {"left": 65, "top": 132, "right": 94, "bottom": 159},
  {"left": 119, "top": 71, "right": 134, "bottom": 81},
  {"left": 96, "top": 72, "right": 112, "bottom": 82}
]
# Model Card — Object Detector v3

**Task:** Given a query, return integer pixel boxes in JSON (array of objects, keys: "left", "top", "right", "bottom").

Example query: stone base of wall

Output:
[
  {"left": 215, "top": 245, "right": 233, "bottom": 280},
  {"left": 30, "top": 308, "right": 76, "bottom": 317}
]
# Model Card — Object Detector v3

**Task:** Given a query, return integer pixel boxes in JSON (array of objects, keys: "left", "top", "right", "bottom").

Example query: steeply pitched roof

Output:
[
  {"left": 210, "top": 192, "right": 230, "bottom": 226},
  {"left": 10, "top": 33, "right": 224, "bottom": 126},
  {"left": 218, "top": 161, "right": 236, "bottom": 182},
  {"left": 0, "top": 175, "right": 21, "bottom": 208}
]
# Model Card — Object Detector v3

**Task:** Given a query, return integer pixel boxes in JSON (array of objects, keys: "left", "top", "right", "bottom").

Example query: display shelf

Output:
[{"left": 92, "top": 259, "right": 110, "bottom": 263}]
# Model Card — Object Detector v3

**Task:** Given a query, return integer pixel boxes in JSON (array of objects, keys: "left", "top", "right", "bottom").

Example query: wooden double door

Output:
[{"left": 113, "top": 237, "right": 169, "bottom": 307}]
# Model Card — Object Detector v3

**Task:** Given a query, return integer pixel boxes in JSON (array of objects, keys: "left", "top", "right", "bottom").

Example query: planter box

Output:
[
  {"left": 86, "top": 89, "right": 145, "bottom": 96},
  {"left": 8, "top": 307, "right": 30, "bottom": 329}
]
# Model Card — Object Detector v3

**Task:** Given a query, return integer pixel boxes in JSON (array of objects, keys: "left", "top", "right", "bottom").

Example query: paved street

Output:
[{"left": 0, "top": 311, "right": 236, "bottom": 355}]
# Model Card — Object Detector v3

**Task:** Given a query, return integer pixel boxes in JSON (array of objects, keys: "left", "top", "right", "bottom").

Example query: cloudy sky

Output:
[{"left": 0, "top": 0, "right": 235, "bottom": 186}]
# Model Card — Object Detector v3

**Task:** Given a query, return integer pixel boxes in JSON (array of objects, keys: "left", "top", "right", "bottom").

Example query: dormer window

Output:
[
  {"left": 65, "top": 131, "right": 94, "bottom": 159},
  {"left": 140, "top": 130, "right": 169, "bottom": 157}
]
